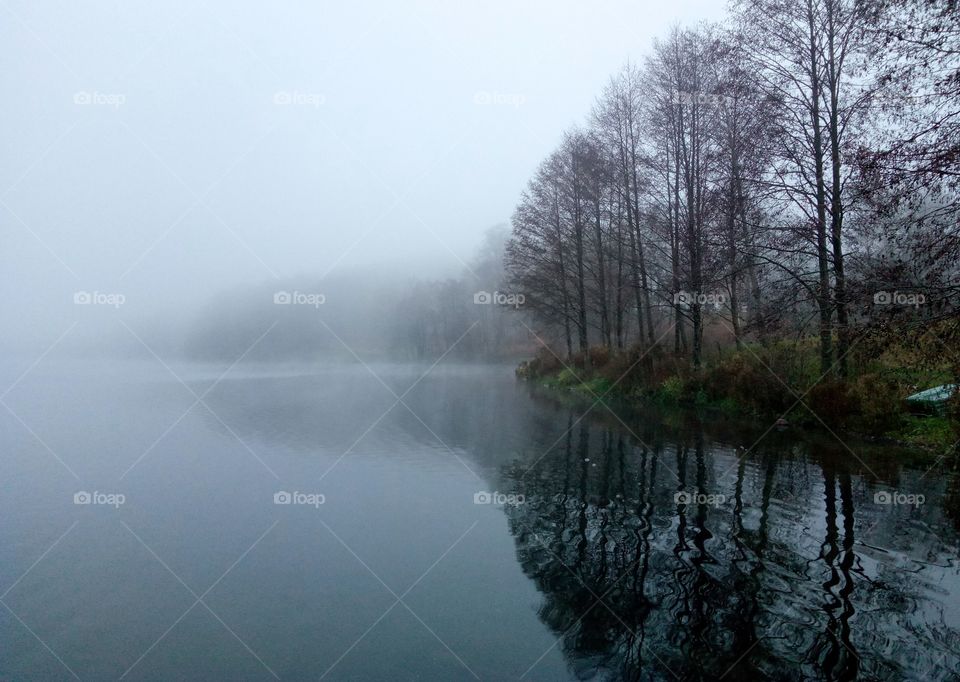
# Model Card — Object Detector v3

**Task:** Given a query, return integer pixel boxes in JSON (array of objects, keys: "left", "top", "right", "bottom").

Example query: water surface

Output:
[{"left": 1, "top": 360, "right": 958, "bottom": 680}]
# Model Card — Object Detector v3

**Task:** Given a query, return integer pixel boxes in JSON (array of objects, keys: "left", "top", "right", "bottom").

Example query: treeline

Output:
[
  {"left": 506, "top": 0, "right": 960, "bottom": 375},
  {"left": 390, "top": 226, "right": 531, "bottom": 360},
  {"left": 183, "top": 226, "right": 532, "bottom": 362}
]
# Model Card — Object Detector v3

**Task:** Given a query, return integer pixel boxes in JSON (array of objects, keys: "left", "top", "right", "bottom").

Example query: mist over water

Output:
[{"left": 3, "top": 1, "right": 959, "bottom": 680}]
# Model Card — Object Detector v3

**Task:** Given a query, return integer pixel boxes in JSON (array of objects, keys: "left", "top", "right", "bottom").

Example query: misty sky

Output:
[{"left": 2, "top": 0, "right": 726, "bottom": 348}]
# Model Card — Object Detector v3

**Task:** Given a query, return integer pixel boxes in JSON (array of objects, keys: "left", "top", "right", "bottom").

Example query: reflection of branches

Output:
[{"left": 501, "top": 404, "right": 960, "bottom": 680}]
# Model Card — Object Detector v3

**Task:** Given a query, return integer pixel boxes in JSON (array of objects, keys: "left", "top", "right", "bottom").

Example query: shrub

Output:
[
  {"left": 850, "top": 374, "right": 903, "bottom": 432},
  {"left": 522, "top": 350, "right": 563, "bottom": 378},
  {"left": 659, "top": 376, "right": 685, "bottom": 403},
  {"left": 515, "top": 360, "right": 530, "bottom": 379},
  {"left": 588, "top": 345, "right": 611, "bottom": 367},
  {"left": 701, "top": 353, "right": 792, "bottom": 415},
  {"left": 807, "top": 380, "right": 857, "bottom": 428},
  {"left": 597, "top": 345, "right": 650, "bottom": 389}
]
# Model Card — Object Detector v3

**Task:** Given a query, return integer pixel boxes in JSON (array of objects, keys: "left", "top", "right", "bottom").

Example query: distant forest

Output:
[{"left": 184, "top": 226, "right": 533, "bottom": 361}]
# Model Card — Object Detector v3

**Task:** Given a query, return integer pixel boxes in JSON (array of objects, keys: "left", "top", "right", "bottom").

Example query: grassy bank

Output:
[{"left": 517, "top": 338, "right": 959, "bottom": 452}]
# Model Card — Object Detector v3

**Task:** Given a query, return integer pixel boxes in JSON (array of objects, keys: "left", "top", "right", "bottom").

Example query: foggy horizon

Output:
[{"left": 3, "top": 0, "right": 725, "bottom": 353}]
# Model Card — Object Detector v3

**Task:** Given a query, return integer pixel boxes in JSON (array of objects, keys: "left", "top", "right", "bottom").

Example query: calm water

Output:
[{"left": 1, "top": 359, "right": 958, "bottom": 680}]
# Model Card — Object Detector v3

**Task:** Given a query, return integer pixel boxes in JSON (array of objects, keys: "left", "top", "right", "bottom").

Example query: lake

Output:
[{"left": 1, "top": 359, "right": 958, "bottom": 680}]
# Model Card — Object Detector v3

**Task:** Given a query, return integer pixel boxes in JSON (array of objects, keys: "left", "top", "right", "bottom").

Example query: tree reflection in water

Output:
[{"left": 500, "top": 403, "right": 960, "bottom": 681}]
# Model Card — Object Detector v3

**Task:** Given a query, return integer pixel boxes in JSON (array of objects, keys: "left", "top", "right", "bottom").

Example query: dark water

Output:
[{"left": 1, "top": 360, "right": 958, "bottom": 680}]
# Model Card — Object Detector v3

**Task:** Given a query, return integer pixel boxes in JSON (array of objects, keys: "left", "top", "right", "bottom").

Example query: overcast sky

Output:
[{"left": 1, "top": 0, "right": 728, "bottom": 348}]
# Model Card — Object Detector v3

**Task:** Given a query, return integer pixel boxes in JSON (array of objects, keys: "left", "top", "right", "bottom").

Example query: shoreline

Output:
[{"left": 517, "top": 352, "right": 958, "bottom": 454}]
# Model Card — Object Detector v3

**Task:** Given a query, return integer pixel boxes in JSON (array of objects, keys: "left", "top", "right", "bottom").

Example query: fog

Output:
[
  {"left": 4, "top": 4, "right": 960, "bottom": 680},
  {"left": 2, "top": 0, "right": 724, "bottom": 357}
]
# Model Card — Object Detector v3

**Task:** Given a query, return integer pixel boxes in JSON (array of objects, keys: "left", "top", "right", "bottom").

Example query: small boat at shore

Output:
[{"left": 905, "top": 384, "right": 957, "bottom": 414}]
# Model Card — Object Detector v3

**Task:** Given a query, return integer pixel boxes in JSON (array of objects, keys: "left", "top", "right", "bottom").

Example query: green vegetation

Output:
[
  {"left": 541, "top": 367, "right": 613, "bottom": 397},
  {"left": 891, "top": 415, "right": 956, "bottom": 450},
  {"left": 518, "top": 334, "right": 959, "bottom": 452}
]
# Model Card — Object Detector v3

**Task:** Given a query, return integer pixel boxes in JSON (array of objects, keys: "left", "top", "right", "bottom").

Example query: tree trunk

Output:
[
  {"left": 552, "top": 186, "right": 574, "bottom": 359},
  {"left": 826, "top": 0, "right": 848, "bottom": 377},
  {"left": 572, "top": 153, "right": 590, "bottom": 357},
  {"left": 593, "top": 196, "right": 611, "bottom": 348},
  {"left": 629, "top": 132, "right": 656, "bottom": 346},
  {"left": 808, "top": 0, "right": 834, "bottom": 375}
]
